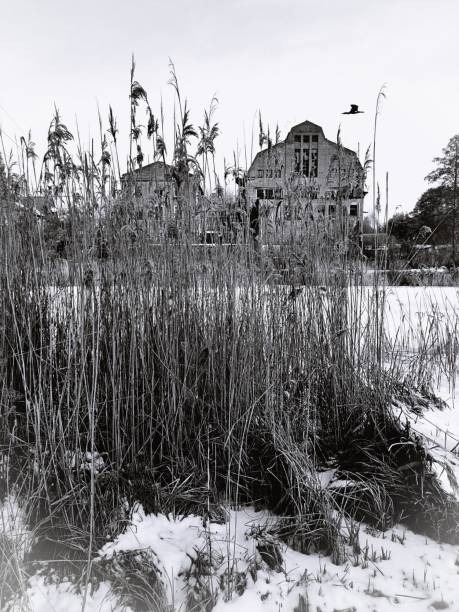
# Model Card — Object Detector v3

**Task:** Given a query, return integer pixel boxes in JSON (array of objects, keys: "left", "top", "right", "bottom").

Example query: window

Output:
[
  {"left": 274, "top": 188, "right": 283, "bottom": 199},
  {"left": 310, "top": 150, "right": 318, "bottom": 178},
  {"left": 256, "top": 188, "right": 274, "bottom": 199},
  {"left": 302, "top": 148, "right": 310, "bottom": 177},
  {"left": 328, "top": 204, "right": 336, "bottom": 216},
  {"left": 294, "top": 149, "right": 301, "bottom": 173},
  {"left": 349, "top": 204, "right": 358, "bottom": 217},
  {"left": 267, "top": 169, "right": 273, "bottom": 178},
  {"left": 257, "top": 169, "right": 264, "bottom": 178},
  {"left": 292, "top": 134, "right": 318, "bottom": 177},
  {"left": 274, "top": 168, "right": 282, "bottom": 178},
  {"left": 310, "top": 135, "right": 319, "bottom": 178}
]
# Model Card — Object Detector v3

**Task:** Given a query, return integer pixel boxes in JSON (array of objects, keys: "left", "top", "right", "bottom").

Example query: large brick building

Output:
[{"left": 246, "top": 120, "right": 365, "bottom": 238}]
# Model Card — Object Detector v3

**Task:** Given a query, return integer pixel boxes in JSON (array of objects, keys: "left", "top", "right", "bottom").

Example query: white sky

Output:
[{"left": 1, "top": 0, "right": 458, "bottom": 215}]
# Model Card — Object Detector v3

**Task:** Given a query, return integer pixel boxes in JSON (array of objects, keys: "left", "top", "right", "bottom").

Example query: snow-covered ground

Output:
[
  {"left": 19, "top": 505, "right": 459, "bottom": 612},
  {"left": 3, "top": 286, "right": 459, "bottom": 611},
  {"left": 384, "top": 287, "right": 459, "bottom": 501}
]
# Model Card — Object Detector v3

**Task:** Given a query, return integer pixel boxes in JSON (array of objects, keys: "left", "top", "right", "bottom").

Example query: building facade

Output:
[
  {"left": 246, "top": 120, "right": 365, "bottom": 240},
  {"left": 122, "top": 161, "right": 175, "bottom": 200}
]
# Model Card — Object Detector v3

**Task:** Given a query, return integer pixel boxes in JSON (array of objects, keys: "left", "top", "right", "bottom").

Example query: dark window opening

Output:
[
  {"left": 302, "top": 149, "right": 310, "bottom": 176},
  {"left": 311, "top": 150, "right": 318, "bottom": 178},
  {"left": 293, "top": 134, "right": 318, "bottom": 177},
  {"left": 294, "top": 134, "right": 301, "bottom": 142},
  {"left": 256, "top": 188, "right": 275, "bottom": 200},
  {"left": 294, "top": 149, "right": 301, "bottom": 173},
  {"left": 257, "top": 169, "right": 264, "bottom": 178},
  {"left": 350, "top": 204, "right": 358, "bottom": 217}
]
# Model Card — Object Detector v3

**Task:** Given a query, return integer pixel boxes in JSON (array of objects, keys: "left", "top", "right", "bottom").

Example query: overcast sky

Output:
[{"left": 1, "top": 0, "right": 458, "bottom": 215}]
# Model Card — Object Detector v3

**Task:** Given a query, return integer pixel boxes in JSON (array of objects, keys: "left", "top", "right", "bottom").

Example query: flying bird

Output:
[{"left": 342, "top": 104, "right": 364, "bottom": 115}]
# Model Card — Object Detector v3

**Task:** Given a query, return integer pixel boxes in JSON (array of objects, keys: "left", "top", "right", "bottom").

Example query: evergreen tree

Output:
[
  {"left": 425, "top": 135, "right": 459, "bottom": 264},
  {"left": 412, "top": 185, "right": 453, "bottom": 244},
  {"left": 388, "top": 187, "right": 454, "bottom": 253}
]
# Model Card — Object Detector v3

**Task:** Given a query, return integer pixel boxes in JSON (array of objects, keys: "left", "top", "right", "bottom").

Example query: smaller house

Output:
[
  {"left": 11, "top": 195, "right": 50, "bottom": 220},
  {"left": 122, "top": 161, "right": 204, "bottom": 201},
  {"left": 121, "top": 161, "right": 175, "bottom": 200}
]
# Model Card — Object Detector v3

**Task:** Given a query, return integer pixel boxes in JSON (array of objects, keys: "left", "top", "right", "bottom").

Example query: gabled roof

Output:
[
  {"left": 249, "top": 142, "right": 284, "bottom": 166},
  {"left": 324, "top": 137, "right": 359, "bottom": 158},
  {"left": 135, "top": 161, "right": 171, "bottom": 171},
  {"left": 121, "top": 161, "right": 172, "bottom": 181},
  {"left": 289, "top": 120, "right": 358, "bottom": 158},
  {"left": 288, "top": 120, "right": 325, "bottom": 137},
  {"left": 252, "top": 120, "right": 358, "bottom": 155}
]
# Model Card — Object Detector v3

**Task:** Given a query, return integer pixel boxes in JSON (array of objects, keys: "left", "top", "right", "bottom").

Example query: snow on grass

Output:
[
  {"left": 100, "top": 509, "right": 211, "bottom": 608},
  {"left": 393, "top": 377, "right": 459, "bottom": 499},
  {"left": 0, "top": 493, "right": 32, "bottom": 566},
  {"left": 383, "top": 286, "right": 459, "bottom": 500},
  {"left": 95, "top": 505, "right": 459, "bottom": 611},
  {"left": 0, "top": 493, "right": 118, "bottom": 612},
  {"left": 1, "top": 494, "right": 27, "bottom": 541},
  {"left": 6, "top": 502, "right": 459, "bottom": 611},
  {"left": 22, "top": 578, "right": 118, "bottom": 612}
]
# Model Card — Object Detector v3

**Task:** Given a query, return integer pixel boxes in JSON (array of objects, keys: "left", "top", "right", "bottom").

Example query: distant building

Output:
[
  {"left": 11, "top": 195, "right": 51, "bottom": 220},
  {"left": 121, "top": 161, "right": 175, "bottom": 200},
  {"left": 246, "top": 120, "right": 365, "bottom": 240},
  {"left": 121, "top": 161, "right": 204, "bottom": 202}
]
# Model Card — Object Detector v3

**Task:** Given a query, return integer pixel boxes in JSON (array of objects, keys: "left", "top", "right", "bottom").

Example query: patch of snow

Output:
[
  {"left": 316, "top": 468, "right": 337, "bottom": 488},
  {"left": 0, "top": 494, "right": 32, "bottom": 555},
  {"left": 23, "top": 577, "right": 119, "bottom": 612},
  {"left": 94, "top": 505, "right": 459, "bottom": 611}
]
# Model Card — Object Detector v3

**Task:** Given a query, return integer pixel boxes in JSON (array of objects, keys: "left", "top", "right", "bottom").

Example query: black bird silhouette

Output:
[{"left": 342, "top": 104, "right": 364, "bottom": 115}]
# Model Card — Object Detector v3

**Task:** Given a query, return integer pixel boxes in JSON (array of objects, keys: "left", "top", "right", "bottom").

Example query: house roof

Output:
[
  {"left": 288, "top": 120, "right": 325, "bottom": 137},
  {"left": 121, "top": 161, "right": 172, "bottom": 181},
  {"left": 289, "top": 120, "right": 358, "bottom": 157},
  {"left": 324, "top": 138, "right": 359, "bottom": 158},
  {"left": 249, "top": 120, "right": 360, "bottom": 167}
]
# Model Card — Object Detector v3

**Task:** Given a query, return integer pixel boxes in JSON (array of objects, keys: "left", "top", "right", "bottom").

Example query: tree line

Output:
[{"left": 388, "top": 134, "right": 459, "bottom": 266}]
